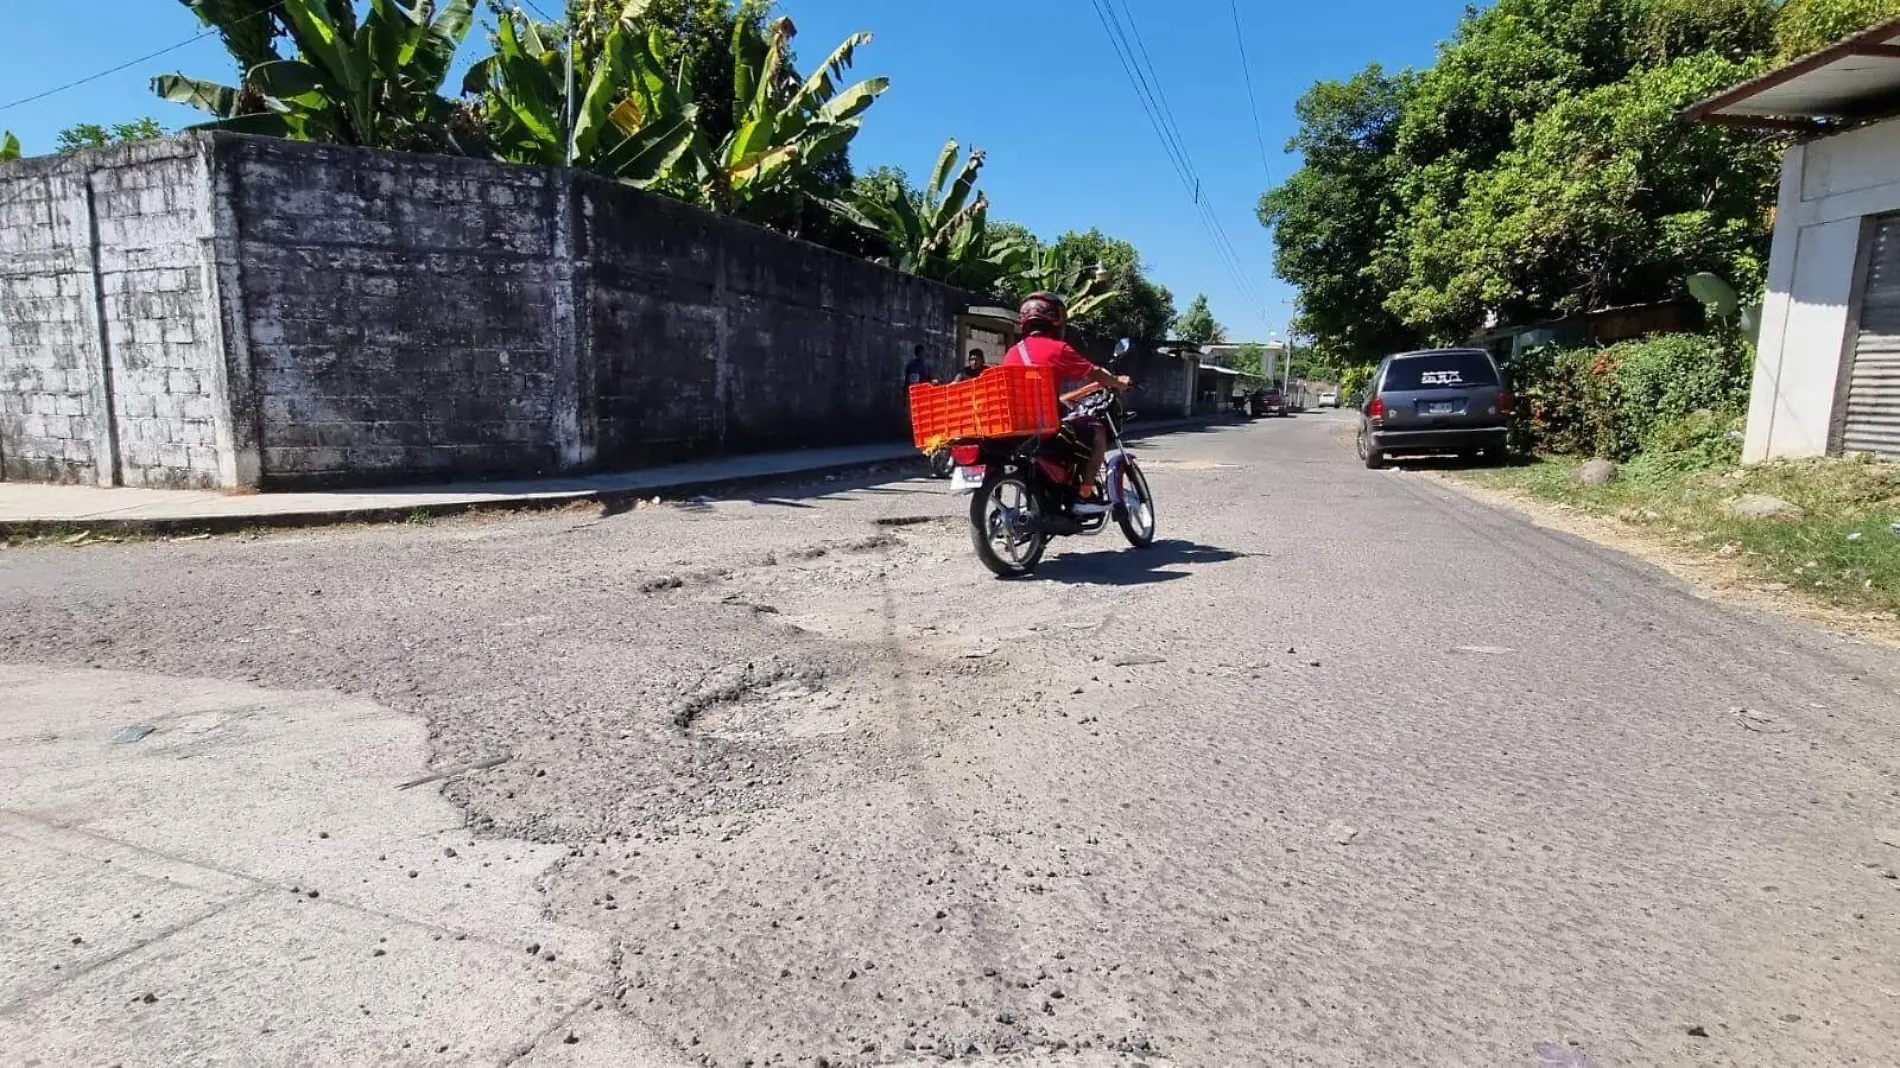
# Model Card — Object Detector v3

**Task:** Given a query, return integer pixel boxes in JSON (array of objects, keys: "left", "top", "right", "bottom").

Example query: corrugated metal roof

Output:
[{"left": 1686, "top": 17, "right": 1900, "bottom": 132}]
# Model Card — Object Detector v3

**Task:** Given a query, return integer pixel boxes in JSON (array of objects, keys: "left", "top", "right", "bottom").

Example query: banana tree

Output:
[
  {"left": 153, "top": 0, "right": 474, "bottom": 152},
  {"left": 1, "top": 132, "right": 20, "bottom": 161},
  {"left": 832, "top": 139, "right": 997, "bottom": 287},
  {"left": 690, "top": 15, "right": 887, "bottom": 218},
  {"left": 990, "top": 236, "right": 1121, "bottom": 322},
  {"left": 466, "top": 2, "right": 702, "bottom": 188}
]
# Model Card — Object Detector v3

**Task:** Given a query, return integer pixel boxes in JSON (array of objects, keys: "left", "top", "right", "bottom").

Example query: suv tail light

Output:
[
  {"left": 1498, "top": 391, "right": 1514, "bottom": 414},
  {"left": 1368, "top": 396, "right": 1386, "bottom": 419},
  {"left": 949, "top": 445, "right": 980, "bottom": 466}
]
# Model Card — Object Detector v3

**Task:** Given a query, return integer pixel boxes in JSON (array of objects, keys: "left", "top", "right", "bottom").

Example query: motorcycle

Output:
[{"left": 947, "top": 339, "right": 1157, "bottom": 578}]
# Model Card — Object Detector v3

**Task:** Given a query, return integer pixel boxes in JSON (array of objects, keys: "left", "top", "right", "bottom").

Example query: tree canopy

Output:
[
  {"left": 1176, "top": 294, "right": 1225, "bottom": 346},
  {"left": 1260, "top": 0, "right": 1887, "bottom": 365}
]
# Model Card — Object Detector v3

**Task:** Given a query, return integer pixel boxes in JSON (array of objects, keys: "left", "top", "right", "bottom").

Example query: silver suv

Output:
[{"left": 1356, "top": 349, "right": 1510, "bottom": 469}]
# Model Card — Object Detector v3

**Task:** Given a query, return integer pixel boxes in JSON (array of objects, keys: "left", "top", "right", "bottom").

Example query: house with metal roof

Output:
[{"left": 1687, "top": 17, "right": 1900, "bottom": 462}]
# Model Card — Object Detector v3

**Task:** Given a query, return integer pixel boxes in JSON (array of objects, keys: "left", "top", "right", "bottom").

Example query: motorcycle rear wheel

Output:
[{"left": 970, "top": 475, "right": 1047, "bottom": 578}]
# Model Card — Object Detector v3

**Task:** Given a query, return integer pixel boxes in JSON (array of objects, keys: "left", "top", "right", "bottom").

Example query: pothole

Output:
[{"left": 670, "top": 660, "right": 829, "bottom": 732}]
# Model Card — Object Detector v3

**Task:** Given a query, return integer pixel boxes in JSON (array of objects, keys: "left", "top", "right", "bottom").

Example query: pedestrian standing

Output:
[{"left": 904, "top": 344, "right": 935, "bottom": 388}]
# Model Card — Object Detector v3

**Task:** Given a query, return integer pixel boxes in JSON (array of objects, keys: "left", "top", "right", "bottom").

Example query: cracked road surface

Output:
[{"left": 4, "top": 411, "right": 1900, "bottom": 1066}]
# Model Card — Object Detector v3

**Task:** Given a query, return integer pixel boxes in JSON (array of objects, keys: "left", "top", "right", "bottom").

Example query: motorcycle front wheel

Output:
[
  {"left": 1116, "top": 461, "right": 1157, "bottom": 548},
  {"left": 970, "top": 475, "right": 1047, "bottom": 578}
]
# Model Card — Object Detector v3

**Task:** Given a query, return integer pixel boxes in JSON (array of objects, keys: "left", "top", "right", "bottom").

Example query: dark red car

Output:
[{"left": 1248, "top": 388, "right": 1288, "bottom": 418}]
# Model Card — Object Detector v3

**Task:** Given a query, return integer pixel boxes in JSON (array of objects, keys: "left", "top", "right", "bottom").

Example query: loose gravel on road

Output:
[{"left": 6, "top": 412, "right": 1900, "bottom": 1067}]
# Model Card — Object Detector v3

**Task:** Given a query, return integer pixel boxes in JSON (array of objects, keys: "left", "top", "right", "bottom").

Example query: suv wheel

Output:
[{"left": 1356, "top": 425, "right": 1385, "bottom": 469}]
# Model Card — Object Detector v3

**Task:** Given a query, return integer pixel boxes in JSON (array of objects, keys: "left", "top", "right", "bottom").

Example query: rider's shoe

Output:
[{"left": 1071, "top": 495, "right": 1109, "bottom": 516}]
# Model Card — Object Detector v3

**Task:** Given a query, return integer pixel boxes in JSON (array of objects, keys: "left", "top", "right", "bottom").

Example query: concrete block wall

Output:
[
  {"left": 0, "top": 139, "right": 230, "bottom": 487},
  {"left": 219, "top": 137, "right": 573, "bottom": 487},
  {"left": 2, "top": 134, "right": 984, "bottom": 490}
]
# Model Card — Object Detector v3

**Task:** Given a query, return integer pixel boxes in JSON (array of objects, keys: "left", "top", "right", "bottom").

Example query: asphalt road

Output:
[{"left": 5, "top": 411, "right": 1900, "bottom": 1067}]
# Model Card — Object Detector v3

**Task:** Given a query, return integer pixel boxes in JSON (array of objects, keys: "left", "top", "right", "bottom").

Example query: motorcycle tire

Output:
[
  {"left": 1115, "top": 461, "right": 1157, "bottom": 549},
  {"left": 969, "top": 475, "right": 1047, "bottom": 578}
]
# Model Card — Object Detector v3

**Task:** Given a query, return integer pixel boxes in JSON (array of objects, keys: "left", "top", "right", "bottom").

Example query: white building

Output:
[{"left": 1688, "top": 18, "right": 1900, "bottom": 462}]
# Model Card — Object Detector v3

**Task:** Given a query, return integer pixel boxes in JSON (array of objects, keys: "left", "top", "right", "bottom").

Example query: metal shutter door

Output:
[{"left": 1842, "top": 214, "right": 1900, "bottom": 460}]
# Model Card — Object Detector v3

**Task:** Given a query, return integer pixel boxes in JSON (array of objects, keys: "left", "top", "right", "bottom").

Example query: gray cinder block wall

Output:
[
  {"left": 0, "top": 133, "right": 978, "bottom": 490},
  {"left": 0, "top": 139, "right": 240, "bottom": 487}
]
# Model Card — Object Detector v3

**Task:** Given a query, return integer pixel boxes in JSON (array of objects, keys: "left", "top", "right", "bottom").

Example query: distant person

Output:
[
  {"left": 903, "top": 344, "right": 935, "bottom": 388},
  {"left": 955, "top": 348, "right": 987, "bottom": 382}
]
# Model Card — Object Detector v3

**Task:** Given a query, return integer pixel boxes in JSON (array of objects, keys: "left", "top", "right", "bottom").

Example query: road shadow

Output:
[
  {"left": 1387, "top": 452, "right": 1534, "bottom": 473},
  {"left": 1034, "top": 538, "right": 1251, "bottom": 586}
]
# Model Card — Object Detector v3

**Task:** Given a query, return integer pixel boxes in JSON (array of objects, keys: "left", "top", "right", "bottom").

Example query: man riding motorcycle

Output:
[{"left": 1001, "top": 292, "right": 1131, "bottom": 515}]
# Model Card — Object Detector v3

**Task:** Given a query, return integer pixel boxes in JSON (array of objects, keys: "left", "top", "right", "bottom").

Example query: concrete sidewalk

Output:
[
  {"left": 0, "top": 416, "right": 1245, "bottom": 535},
  {"left": 0, "top": 442, "right": 921, "bottom": 535},
  {"left": 0, "top": 664, "right": 683, "bottom": 1066}
]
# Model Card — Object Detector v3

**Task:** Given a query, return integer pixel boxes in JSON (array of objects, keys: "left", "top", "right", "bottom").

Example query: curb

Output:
[
  {"left": 0, "top": 416, "right": 1246, "bottom": 539},
  {"left": 0, "top": 454, "right": 927, "bottom": 539}
]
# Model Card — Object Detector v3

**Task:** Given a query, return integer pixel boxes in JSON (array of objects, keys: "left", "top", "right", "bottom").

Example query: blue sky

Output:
[{"left": 2, "top": 0, "right": 1470, "bottom": 341}]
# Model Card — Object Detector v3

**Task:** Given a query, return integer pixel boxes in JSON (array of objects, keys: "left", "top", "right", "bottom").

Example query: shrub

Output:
[{"left": 1508, "top": 332, "right": 1749, "bottom": 460}]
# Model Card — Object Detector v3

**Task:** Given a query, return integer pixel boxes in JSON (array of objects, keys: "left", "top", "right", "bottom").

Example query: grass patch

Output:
[{"left": 1466, "top": 454, "right": 1900, "bottom": 618}]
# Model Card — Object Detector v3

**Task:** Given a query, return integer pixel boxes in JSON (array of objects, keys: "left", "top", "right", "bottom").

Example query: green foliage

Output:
[
  {"left": 1510, "top": 333, "right": 1750, "bottom": 460},
  {"left": 833, "top": 139, "right": 997, "bottom": 287},
  {"left": 1176, "top": 294, "right": 1224, "bottom": 346},
  {"left": 1229, "top": 343, "right": 1265, "bottom": 378},
  {"left": 145, "top": 0, "right": 1173, "bottom": 314},
  {"left": 155, "top": 0, "right": 476, "bottom": 153},
  {"left": 1387, "top": 53, "right": 1778, "bottom": 334},
  {"left": 56, "top": 118, "right": 166, "bottom": 152},
  {"left": 1, "top": 131, "right": 21, "bottom": 161},
  {"left": 1774, "top": 0, "right": 1900, "bottom": 58},
  {"left": 1264, "top": 0, "right": 1792, "bottom": 356},
  {"left": 1337, "top": 362, "right": 1373, "bottom": 402},
  {"left": 1257, "top": 64, "right": 1418, "bottom": 364},
  {"left": 1038, "top": 229, "right": 1174, "bottom": 343}
]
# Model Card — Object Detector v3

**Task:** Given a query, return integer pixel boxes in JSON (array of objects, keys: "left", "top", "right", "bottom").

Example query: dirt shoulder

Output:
[{"left": 1428, "top": 468, "right": 1900, "bottom": 650}]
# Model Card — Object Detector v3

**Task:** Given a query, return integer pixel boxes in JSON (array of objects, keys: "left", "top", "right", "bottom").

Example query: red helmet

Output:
[{"left": 1018, "top": 292, "right": 1068, "bottom": 337}]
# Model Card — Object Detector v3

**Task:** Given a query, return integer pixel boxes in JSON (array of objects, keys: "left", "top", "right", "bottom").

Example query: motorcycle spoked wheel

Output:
[
  {"left": 969, "top": 475, "right": 1048, "bottom": 578},
  {"left": 1115, "top": 461, "right": 1156, "bottom": 548}
]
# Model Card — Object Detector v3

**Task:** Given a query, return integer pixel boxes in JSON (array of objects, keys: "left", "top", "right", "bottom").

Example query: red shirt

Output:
[{"left": 1002, "top": 336, "right": 1097, "bottom": 390}]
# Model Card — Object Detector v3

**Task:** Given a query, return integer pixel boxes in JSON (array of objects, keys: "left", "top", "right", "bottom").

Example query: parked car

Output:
[
  {"left": 1249, "top": 388, "right": 1288, "bottom": 418},
  {"left": 1355, "top": 348, "right": 1510, "bottom": 469},
  {"left": 1318, "top": 391, "right": 1339, "bottom": 408}
]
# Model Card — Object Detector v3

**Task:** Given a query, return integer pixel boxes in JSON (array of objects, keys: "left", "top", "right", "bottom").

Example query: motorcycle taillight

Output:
[{"left": 950, "top": 445, "right": 981, "bottom": 466}]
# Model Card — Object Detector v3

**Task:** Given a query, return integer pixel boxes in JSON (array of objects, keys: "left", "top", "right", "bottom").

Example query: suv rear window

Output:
[{"left": 1383, "top": 352, "right": 1498, "bottom": 391}]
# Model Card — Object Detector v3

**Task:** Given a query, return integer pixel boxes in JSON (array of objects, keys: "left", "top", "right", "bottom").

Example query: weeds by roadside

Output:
[{"left": 1467, "top": 453, "right": 1900, "bottom": 617}]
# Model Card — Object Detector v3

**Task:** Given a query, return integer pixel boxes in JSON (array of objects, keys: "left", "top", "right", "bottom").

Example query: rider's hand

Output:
[{"left": 1114, "top": 375, "right": 1133, "bottom": 392}]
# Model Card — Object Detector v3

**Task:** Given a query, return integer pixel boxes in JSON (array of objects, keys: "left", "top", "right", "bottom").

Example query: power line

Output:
[
  {"left": 1229, "top": 0, "right": 1276, "bottom": 187},
  {"left": 1084, "top": 0, "right": 1274, "bottom": 328},
  {"left": 0, "top": 1, "right": 289, "bottom": 116},
  {"left": 0, "top": 33, "right": 217, "bottom": 114}
]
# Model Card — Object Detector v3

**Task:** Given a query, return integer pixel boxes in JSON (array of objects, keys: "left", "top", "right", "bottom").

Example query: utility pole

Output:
[{"left": 562, "top": 5, "right": 576, "bottom": 165}]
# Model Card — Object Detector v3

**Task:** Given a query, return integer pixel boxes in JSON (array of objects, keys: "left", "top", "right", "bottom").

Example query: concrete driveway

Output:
[{"left": 3, "top": 411, "right": 1898, "bottom": 1066}]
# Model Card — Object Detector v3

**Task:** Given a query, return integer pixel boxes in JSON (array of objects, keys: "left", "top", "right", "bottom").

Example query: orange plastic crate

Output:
[{"left": 908, "top": 364, "right": 1059, "bottom": 449}]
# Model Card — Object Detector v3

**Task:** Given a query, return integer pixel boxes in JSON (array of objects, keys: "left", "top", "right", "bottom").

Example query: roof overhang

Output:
[{"left": 1686, "top": 17, "right": 1900, "bottom": 133}]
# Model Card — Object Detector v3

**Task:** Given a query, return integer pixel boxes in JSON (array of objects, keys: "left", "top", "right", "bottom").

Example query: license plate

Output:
[
  {"left": 951, "top": 466, "right": 985, "bottom": 493},
  {"left": 1423, "top": 401, "right": 1463, "bottom": 415}
]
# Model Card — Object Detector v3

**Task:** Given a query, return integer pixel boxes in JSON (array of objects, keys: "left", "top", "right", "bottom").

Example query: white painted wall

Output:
[{"left": 1748, "top": 121, "right": 1900, "bottom": 461}]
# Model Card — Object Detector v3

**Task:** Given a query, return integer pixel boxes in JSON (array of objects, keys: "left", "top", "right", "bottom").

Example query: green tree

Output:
[
  {"left": 1258, "top": 64, "right": 1421, "bottom": 364},
  {"left": 0, "top": 131, "right": 20, "bottom": 161},
  {"left": 55, "top": 118, "right": 166, "bottom": 152},
  {"left": 1774, "top": 0, "right": 1900, "bottom": 58},
  {"left": 1387, "top": 53, "right": 1778, "bottom": 333},
  {"left": 1264, "top": 0, "right": 1791, "bottom": 351},
  {"left": 833, "top": 139, "right": 999, "bottom": 288},
  {"left": 1035, "top": 229, "right": 1173, "bottom": 343},
  {"left": 1176, "top": 293, "right": 1224, "bottom": 345}
]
